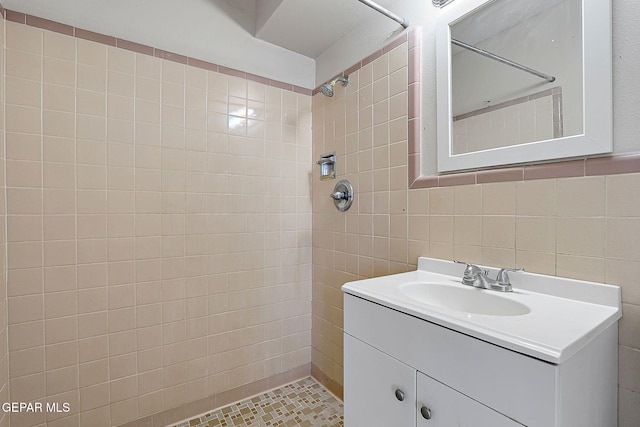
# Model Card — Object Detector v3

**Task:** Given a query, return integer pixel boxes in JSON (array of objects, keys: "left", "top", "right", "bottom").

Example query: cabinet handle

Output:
[
  {"left": 420, "top": 406, "right": 432, "bottom": 420},
  {"left": 394, "top": 389, "right": 405, "bottom": 401}
]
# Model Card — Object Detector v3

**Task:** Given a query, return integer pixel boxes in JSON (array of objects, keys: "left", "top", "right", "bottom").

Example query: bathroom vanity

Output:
[{"left": 342, "top": 257, "right": 621, "bottom": 426}]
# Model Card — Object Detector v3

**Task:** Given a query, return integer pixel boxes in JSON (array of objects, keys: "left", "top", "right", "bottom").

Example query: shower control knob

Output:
[
  {"left": 394, "top": 389, "right": 405, "bottom": 401},
  {"left": 420, "top": 405, "right": 432, "bottom": 420},
  {"left": 330, "top": 180, "right": 354, "bottom": 212}
]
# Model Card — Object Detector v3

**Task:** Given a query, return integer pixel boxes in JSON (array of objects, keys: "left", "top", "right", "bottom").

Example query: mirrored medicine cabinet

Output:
[{"left": 435, "top": 0, "right": 612, "bottom": 173}]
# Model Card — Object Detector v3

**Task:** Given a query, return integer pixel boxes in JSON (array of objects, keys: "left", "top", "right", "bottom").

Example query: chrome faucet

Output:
[{"left": 453, "top": 260, "right": 523, "bottom": 292}]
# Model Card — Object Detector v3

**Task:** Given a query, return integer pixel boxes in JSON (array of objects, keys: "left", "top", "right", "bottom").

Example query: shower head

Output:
[{"left": 320, "top": 76, "right": 349, "bottom": 97}]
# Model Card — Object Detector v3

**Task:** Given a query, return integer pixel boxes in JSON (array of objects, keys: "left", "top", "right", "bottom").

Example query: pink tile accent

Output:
[
  {"left": 154, "top": 48, "right": 188, "bottom": 64},
  {"left": 477, "top": 167, "right": 524, "bottom": 184},
  {"left": 408, "top": 82, "right": 420, "bottom": 119},
  {"left": 586, "top": 154, "right": 640, "bottom": 176},
  {"left": 410, "top": 175, "right": 439, "bottom": 189},
  {"left": 246, "top": 73, "right": 271, "bottom": 86},
  {"left": 187, "top": 57, "right": 218, "bottom": 72},
  {"left": 408, "top": 27, "right": 420, "bottom": 50},
  {"left": 116, "top": 39, "right": 154, "bottom": 56},
  {"left": 5, "top": 10, "right": 26, "bottom": 24},
  {"left": 362, "top": 48, "right": 384, "bottom": 66},
  {"left": 270, "top": 80, "right": 294, "bottom": 91},
  {"left": 344, "top": 62, "right": 362, "bottom": 77},
  {"left": 408, "top": 118, "right": 420, "bottom": 154},
  {"left": 75, "top": 28, "right": 117, "bottom": 46},
  {"left": 26, "top": 15, "right": 73, "bottom": 36},
  {"left": 383, "top": 34, "right": 408, "bottom": 53},
  {"left": 218, "top": 65, "right": 246, "bottom": 79},
  {"left": 408, "top": 47, "right": 420, "bottom": 84},
  {"left": 524, "top": 159, "right": 585, "bottom": 180},
  {"left": 408, "top": 153, "right": 420, "bottom": 186},
  {"left": 439, "top": 172, "right": 476, "bottom": 187},
  {"left": 294, "top": 86, "right": 313, "bottom": 96},
  {"left": 312, "top": 87, "right": 322, "bottom": 96}
]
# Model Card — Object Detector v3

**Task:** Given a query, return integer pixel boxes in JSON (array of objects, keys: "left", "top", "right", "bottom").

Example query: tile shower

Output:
[{"left": 1, "top": 16, "right": 312, "bottom": 427}]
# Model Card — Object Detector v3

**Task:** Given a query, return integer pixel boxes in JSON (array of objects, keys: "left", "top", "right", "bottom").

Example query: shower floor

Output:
[{"left": 173, "top": 377, "right": 344, "bottom": 427}]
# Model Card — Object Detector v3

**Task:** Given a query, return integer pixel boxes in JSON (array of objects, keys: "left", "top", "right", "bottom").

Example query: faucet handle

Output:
[
  {"left": 453, "top": 260, "right": 486, "bottom": 278},
  {"left": 496, "top": 267, "right": 524, "bottom": 285}
]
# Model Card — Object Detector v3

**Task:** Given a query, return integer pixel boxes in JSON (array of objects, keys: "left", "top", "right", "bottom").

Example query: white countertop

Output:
[{"left": 341, "top": 257, "right": 621, "bottom": 364}]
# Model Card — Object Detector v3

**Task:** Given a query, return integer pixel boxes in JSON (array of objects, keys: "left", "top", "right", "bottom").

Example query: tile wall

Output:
[
  {"left": 311, "top": 39, "right": 640, "bottom": 425},
  {"left": 3, "top": 20, "right": 312, "bottom": 426},
  {"left": 312, "top": 40, "right": 411, "bottom": 397}
]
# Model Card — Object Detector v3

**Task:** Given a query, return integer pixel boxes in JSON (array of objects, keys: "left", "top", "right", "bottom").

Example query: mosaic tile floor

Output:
[{"left": 174, "top": 377, "right": 344, "bottom": 427}]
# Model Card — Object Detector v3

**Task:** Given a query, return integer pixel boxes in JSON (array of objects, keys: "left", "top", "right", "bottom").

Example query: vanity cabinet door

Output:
[
  {"left": 344, "top": 334, "right": 416, "bottom": 427},
  {"left": 417, "top": 371, "right": 524, "bottom": 426}
]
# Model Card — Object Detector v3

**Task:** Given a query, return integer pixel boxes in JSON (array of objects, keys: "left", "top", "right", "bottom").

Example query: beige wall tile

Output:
[
  {"left": 482, "top": 216, "right": 515, "bottom": 249},
  {"left": 429, "top": 187, "right": 453, "bottom": 214},
  {"left": 515, "top": 217, "right": 555, "bottom": 252},
  {"left": 515, "top": 180, "right": 556, "bottom": 216},
  {"left": 7, "top": 49, "right": 42, "bottom": 81},
  {"left": 43, "top": 162, "right": 75, "bottom": 188},
  {"left": 44, "top": 291, "right": 77, "bottom": 319},
  {"left": 43, "top": 30, "right": 76, "bottom": 61},
  {"left": 619, "top": 346, "right": 640, "bottom": 394},
  {"left": 46, "top": 316, "right": 78, "bottom": 345},
  {"left": 6, "top": 105, "right": 41, "bottom": 134},
  {"left": 9, "top": 347, "right": 44, "bottom": 378},
  {"left": 607, "top": 218, "right": 640, "bottom": 261},
  {"left": 44, "top": 265, "right": 76, "bottom": 293},
  {"left": 44, "top": 57, "right": 76, "bottom": 87},
  {"left": 607, "top": 173, "right": 640, "bottom": 217},
  {"left": 7, "top": 21, "right": 43, "bottom": 54},
  {"left": 6, "top": 77, "right": 41, "bottom": 108},
  {"left": 46, "top": 365, "right": 78, "bottom": 396},
  {"left": 6, "top": 133, "right": 41, "bottom": 161},
  {"left": 77, "top": 90, "right": 106, "bottom": 117},
  {"left": 108, "top": 70, "right": 134, "bottom": 97},
  {"left": 45, "top": 340, "right": 78, "bottom": 370},
  {"left": 7, "top": 215, "right": 42, "bottom": 242},
  {"left": 78, "top": 359, "right": 109, "bottom": 388},
  {"left": 557, "top": 254, "right": 605, "bottom": 282},
  {"left": 8, "top": 242, "right": 43, "bottom": 270},
  {"left": 44, "top": 136, "right": 75, "bottom": 164},
  {"left": 556, "top": 217, "right": 605, "bottom": 257},
  {"left": 43, "top": 84, "right": 75, "bottom": 112},
  {"left": 556, "top": 176, "right": 605, "bottom": 217},
  {"left": 9, "top": 321, "right": 44, "bottom": 351},
  {"left": 80, "top": 382, "right": 109, "bottom": 412},
  {"left": 77, "top": 64, "right": 106, "bottom": 92}
]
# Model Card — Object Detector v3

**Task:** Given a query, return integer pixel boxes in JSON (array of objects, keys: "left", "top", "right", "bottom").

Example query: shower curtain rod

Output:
[
  {"left": 451, "top": 38, "right": 556, "bottom": 83},
  {"left": 357, "top": 0, "right": 409, "bottom": 28}
]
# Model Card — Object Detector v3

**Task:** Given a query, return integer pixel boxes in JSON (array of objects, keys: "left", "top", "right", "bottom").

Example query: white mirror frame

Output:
[{"left": 436, "top": 0, "right": 612, "bottom": 173}]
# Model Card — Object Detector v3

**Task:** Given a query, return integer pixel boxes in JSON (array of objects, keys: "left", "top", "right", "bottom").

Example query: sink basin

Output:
[{"left": 399, "top": 282, "right": 531, "bottom": 316}]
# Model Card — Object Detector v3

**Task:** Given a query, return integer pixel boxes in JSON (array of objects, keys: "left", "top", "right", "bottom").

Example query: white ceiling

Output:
[
  {"left": 1, "top": 0, "right": 409, "bottom": 86},
  {"left": 255, "top": 0, "right": 402, "bottom": 59}
]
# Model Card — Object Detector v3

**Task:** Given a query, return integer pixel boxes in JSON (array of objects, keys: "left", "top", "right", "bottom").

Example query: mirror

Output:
[{"left": 436, "top": 0, "right": 612, "bottom": 173}]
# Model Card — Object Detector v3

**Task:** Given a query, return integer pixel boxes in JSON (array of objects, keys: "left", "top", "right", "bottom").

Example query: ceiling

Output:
[
  {"left": 2, "top": 0, "right": 406, "bottom": 59},
  {"left": 255, "top": 0, "right": 403, "bottom": 59}
]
